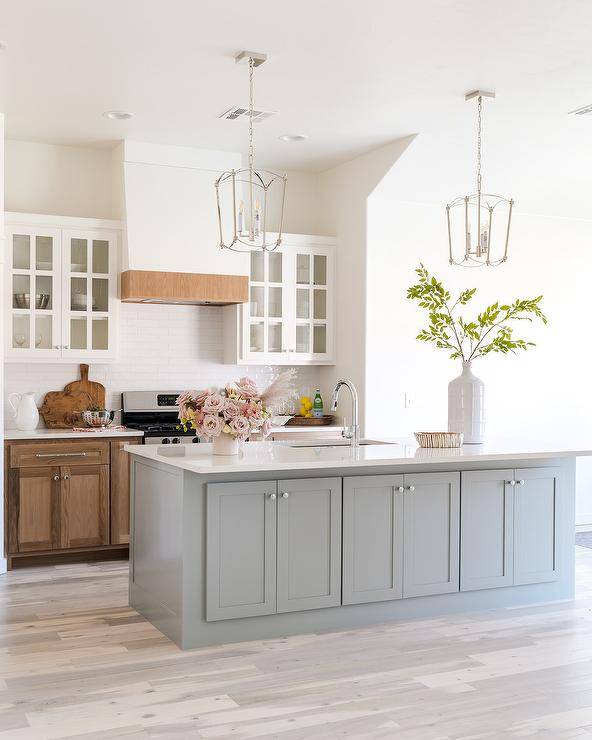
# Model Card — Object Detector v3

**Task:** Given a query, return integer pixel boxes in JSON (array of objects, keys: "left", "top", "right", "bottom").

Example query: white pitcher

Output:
[{"left": 8, "top": 392, "right": 40, "bottom": 431}]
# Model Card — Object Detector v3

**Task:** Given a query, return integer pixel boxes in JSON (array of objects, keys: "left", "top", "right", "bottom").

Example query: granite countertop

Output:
[
  {"left": 5, "top": 428, "right": 144, "bottom": 440},
  {"left": 124, "top": 437, "right": 592, "bottom": 476}
]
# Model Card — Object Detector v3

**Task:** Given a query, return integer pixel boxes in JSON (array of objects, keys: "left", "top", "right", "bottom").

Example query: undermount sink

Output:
[{"left": 290, "top": 439, "right": 396, "bottom": 448}]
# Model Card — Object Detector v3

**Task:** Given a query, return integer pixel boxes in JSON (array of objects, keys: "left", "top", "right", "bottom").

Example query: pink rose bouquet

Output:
[{"left": 176, "top": 370, "right": 296, "bottom": 441}]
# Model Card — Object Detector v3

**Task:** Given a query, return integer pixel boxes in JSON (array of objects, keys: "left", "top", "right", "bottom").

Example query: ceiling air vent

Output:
[
  {"left": 569, "top": 104, "right": 592, "bottom": 116},
  {"left": 219, "top": 105, "right": 276, "bottom": 122}
]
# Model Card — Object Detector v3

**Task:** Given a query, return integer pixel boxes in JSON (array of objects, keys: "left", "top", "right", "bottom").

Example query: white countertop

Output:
[
  {"left": 124, "top": 437, "right": 592, "bottom": 475},
  {"left": 5, "top": 428, "right": 144, "bottom": 440}
]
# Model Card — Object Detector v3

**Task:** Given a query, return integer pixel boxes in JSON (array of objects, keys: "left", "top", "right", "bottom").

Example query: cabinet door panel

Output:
[
  {"left": 343, "top": 475, "right": 404, "bottom": 605},
  {"left": 461, "top": 470, "right": 514, "bottom": 591},
  {"left": 277, "top": 477, "right": 341, "bottom": 613},
  {"left": 110, "top": 438, "right": 141, "bottom": 544},
  {"left": 60, "top": 465, "right": 109, "bottom": 548},
  {"left": 10, "top": 467, "right": 61, "bottom": 552},
  {"left": 514, "top": 467, "right": 560, "bottom": 585},
  {"left": 206, "top": 481, "right": 277, "bottom": 621},
  {"left": 403, "top": 472, "right": 460, "bottom": 597}
]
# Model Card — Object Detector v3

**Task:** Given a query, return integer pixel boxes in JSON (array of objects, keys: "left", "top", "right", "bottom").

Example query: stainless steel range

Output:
[{"left": 121, "top": 391, "right": 200, "bottom": 445}]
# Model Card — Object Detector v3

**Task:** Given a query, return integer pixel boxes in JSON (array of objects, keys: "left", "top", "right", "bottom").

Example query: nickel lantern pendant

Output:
[
  {"left": 447, "top": 91, "right": 514, "bottom": 267},
  {"left": 215, "top": 51, "right": 287, "bottom": 253}
]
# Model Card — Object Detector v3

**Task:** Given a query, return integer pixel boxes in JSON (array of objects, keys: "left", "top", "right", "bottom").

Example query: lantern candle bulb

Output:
[
  {"left": 254, "top": 200, "right": 261, "bottom": 238},
  {"left": 237, "top": 200, "right": 244, "bottom": 235}
]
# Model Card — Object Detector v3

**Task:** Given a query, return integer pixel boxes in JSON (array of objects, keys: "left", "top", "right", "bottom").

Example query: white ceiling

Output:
[{"left": 1, "top": 0, "right": 592, "bottom": 204}]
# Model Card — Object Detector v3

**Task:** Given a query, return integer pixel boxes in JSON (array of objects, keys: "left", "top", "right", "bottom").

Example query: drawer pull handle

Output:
[{"left": 35, "top": 452, "right": 88, "bottom": 458}]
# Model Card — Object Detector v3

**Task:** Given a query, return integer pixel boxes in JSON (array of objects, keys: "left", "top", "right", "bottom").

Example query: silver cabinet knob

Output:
[
  {"left": 518, "top": 479, "right": 525, "bottom": 486},
  {"left": 53, "top": 474, "right": 60, "bottom": 481},
  {"left": 509, "top": 480, "right": 516, "bottom": 486},
  {"left": 408, "top": 485, "right": 416, "bottom": 492},
  {"left": 281, "top": 491, "right": 290, "bottom": 499},
  {"left": 269, "top": 493, "right": 277, "bottom": 500},
  {"left": 397, "top": 486, "right": 404, "bottom": 493},
  {"left": 63, "top": 474, "right": 70, "bottom": 480}
]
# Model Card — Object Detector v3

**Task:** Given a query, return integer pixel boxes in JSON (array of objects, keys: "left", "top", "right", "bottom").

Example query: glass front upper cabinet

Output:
[{"left": 247, "top": 249, "right": 287, "bottom": 355}]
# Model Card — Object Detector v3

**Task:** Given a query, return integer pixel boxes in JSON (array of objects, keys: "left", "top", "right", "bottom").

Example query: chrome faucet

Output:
[{"left": 330, "top": 378, "right": 360, "bottom": 447}]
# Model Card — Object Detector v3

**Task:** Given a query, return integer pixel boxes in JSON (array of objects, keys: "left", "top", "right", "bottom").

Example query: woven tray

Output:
[
  {"left": 414, "top": 431, "right": 463, "bottom": 448},
  {"left": 286, "top": 415, "right": 335, "bottom": 426}
]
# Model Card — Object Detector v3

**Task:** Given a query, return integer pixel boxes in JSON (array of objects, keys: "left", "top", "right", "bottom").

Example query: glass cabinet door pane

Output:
[
  {"left": 268, "top": 252, "right": 282, "bottom": 283},
  {"left": 71, "top": 318, "right": 87, "bottom": 350},
  {"left": 313, "top": 289, "right": 326, "bottom": 320},
  {"left": 13, "top": 274, "right": 31, "bottom": 308},
  {"left": 314, "top": 255, "right": 327, "bottom": 285},
  {"left": 313, "top": 324, "right": 327, "bottom": 353},
  {"left": 34, "top": 315, "right": 52, "bottom": 349},
  {"left": 92, "top": 278, "right": 109, "bottom": 312},
  {"left": 250, "top": 251, "right": 264, "bottom": 282},
  {"left": 71, "top": 239, "right": 88, "bottom": 272},
  {"left": 296, "top": 288, "right": 310, "bottom": 319},
  {"left": 268, "top": 287, "right": 282, "bottom": 318},
  {"left": 296, "top": 254, "right": 310, "bottom": 284},
  {"left": 268, "top": 323, "right": 283, "bottom": 353},
  {"left": 250, "top": 286, "right": 264, "bottom": 317},
  {"left": 296, "top": 324, "right": 310, "bottom": 353},
  {"left": 12, "top": 315, "right": 30, "bottom": 349},
  {"left": 92, "top": 318, "right": 109, "bottom": 350},
  {"left": 71, "top": 277, "right": 87, "bottom": 311},
  {"left": 92, "top": 240, "right": 109, "bottom": 274},
  {"left": 13, "top": 234, "right": 31, "bottom": 269},
  {"left": 35, "top": 275, "right": 53, "bottom": 310},
  {"left": 35, "top": 236, "right": 53, "bottom": 270},
  {"left": 250, "top": 322, "right": 264, "bottom": 352}
]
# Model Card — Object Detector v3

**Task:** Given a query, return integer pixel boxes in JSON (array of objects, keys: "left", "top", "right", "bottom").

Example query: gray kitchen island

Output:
[{"left": 125, "top": 439, "right": 590, "bottom": 649}]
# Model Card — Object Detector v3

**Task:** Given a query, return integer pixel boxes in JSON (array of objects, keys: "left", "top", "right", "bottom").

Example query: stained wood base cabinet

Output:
[{"left": 4, "top": 436, "right": 142, "bottom": 568}]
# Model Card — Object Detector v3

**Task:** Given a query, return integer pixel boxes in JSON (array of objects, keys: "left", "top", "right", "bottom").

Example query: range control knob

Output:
[
  {"left": 161, "top": 438, "right": 171, "bottom": 444},
  {"left": 171, "top": 437, "right": 180, "bottom": 444},
  {"left": 192, "top": 437, "right": 200, "bottom": 444}
]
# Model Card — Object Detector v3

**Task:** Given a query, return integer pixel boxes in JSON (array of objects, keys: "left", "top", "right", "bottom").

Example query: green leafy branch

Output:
[{"left": 407, "top": 264, "right": 548, "bottom": 362}]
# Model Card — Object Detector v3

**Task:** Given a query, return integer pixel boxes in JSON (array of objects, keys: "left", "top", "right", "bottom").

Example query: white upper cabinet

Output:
[
  {"left": 5, "top": 214, "right": 120, "bottom": 362},
  {"left": 224, "top": 234, "right": 336, "bottom": 366}
]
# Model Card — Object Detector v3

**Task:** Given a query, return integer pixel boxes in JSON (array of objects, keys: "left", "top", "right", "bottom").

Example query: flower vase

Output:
[
  {"left": 212, "top": 433, "right": 239, "bottom": 456},
  {"left": 448, "top": 361, "right": 485, "bottom": 444}
]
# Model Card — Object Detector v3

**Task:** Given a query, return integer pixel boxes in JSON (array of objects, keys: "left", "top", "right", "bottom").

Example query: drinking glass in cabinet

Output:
[
  {"left": 13, "top": 234, "right": 30, "bottom": 269},
  {"left": 34, "top": 315, "right": 52, "bottom": 349},
  {"left": 92, "top": 240, "right": 109, "bottom": 274},
  {"left": 268, "top": 287, "right": 282, "bottom": 318},
  {"left": 296, "top": 324, "right": 310, "bottom": 353},
  {"left": 268, "top": 323, "right": 283, "bottom": 353},
  {"left": 313, "top": 289, "right": 326, "bottom": 320},
  {"left": 250, "top": 322, "right": 264, "bottom": 352},
  {"left": 92, "top": 318, "right": 109, "bottom": 350},
  {"left": 314, "top": 254, "right": 327, "bottom": 285},
  {"left": 250, "top": 286, "right": 264, "bottom": 317},
  {"left": 35, "top": 275, "right": 53, "bottom": 310},
  {"left": 13, "top": 274, "right": 31, "bottom": 308},
  {"left": 250, "top": 251, "right": 264, "bottom": 282},
  {"left": 71, "top": 277, "right": 87, "bottom": 311},
  {"left": 92, "top": 278, "right": 109, "bottom": 312},
  {"left": 296, "top": 288, "right": 310, "bottom": 319},
  {"left": 35, "top": 236, "right": 53, "bottom": 271},
  {"left": 12, "top": 315, "right": 30, "bottom": 349},
  {"left": 70, "top": 317, "right": 87, "bottom": 350},
  {"left": 268, "top": 252, "right": 282, "bottom": 283},
  {"left": 70, "top": 238, "right": 88, "bottom": 272},
  {"left": 296, "top": 254, "right": 310, "bottom": 284},
  {"left": 313, "top": 324, "right": 327, "bottom": 353}
]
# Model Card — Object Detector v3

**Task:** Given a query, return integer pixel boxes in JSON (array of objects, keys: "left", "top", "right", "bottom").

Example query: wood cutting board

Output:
[
  {"left": 64, "top": 364, "right": 106, "bottom": 409},
  {"left": 40, "top": 364, "right": 106, "bottom": 428}
]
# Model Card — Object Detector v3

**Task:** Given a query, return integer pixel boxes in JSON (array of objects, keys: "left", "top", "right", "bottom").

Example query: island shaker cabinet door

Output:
[
  {"left": 460, "top": 470, "right": 514, "bottom": 591},
  {"left": 403, "top": 472, "right": 460, "bottom": 598},
  {"left": 206, "top": 481, "right": 277, "bottom": 621},
  {"left": 342, "top": 475, "right": 404, "bottom": 605},
  {"left": 277, "top": 478, "right": 342, "bottom": 613},
  {"left": 514, "top": 467, "right": 560, "bottom": 585}
]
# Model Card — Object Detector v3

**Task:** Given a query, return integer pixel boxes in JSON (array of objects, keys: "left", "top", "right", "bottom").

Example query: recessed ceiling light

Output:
[
  {"left": 0, "top": 42, "right": 7, "bottom": 51},
  {"left": 102, "top": 110, "right": 134, "bottom": 120},
  {"left": 278, "top": 134, "right": 307, "bottom": 143}
]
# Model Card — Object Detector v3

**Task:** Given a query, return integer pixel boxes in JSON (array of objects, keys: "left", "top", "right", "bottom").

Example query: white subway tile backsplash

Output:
[{"left": 3, "top": 303, "right": 321, "bottom": 428}]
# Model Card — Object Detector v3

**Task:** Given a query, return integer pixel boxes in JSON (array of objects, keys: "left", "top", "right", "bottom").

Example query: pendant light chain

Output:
[
  {"left": 476, "top": 95, "right": 482, "bottom": 196},
  {"left": 248, "top": 56, "right": 255, "bottom": 173}
]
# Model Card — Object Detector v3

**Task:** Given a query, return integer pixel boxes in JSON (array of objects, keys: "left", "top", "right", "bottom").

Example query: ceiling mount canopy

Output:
[
  {"left": 215, "top": 51, "right": 287, "bottom": 254},
  {"left": 446, "top": 90, "right": 514, "bottom": 267}
]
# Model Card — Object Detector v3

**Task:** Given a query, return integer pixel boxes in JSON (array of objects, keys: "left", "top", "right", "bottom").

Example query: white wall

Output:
[
  {"left": 5, "top": 140, "right": 115, "bottom": 218},
  {"left": 365, "top": 135, "right": 592, "bottom": 523}
]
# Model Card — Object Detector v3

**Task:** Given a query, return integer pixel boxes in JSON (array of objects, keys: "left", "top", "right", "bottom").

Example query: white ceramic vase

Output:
[
  {"left": 448, "top": 361, "right": 485, "bottom": 444},
  {"left": 8, "top": 392, "right": 40, "bottom": 431},
  {"left": 212, "top": 433, "right": 239, "bottom": 456}
]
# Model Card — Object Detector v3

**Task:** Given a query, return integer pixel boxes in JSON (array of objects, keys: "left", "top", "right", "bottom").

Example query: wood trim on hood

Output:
[{"left": 120, "top": 270, "right": 248, "bottom": 305}]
